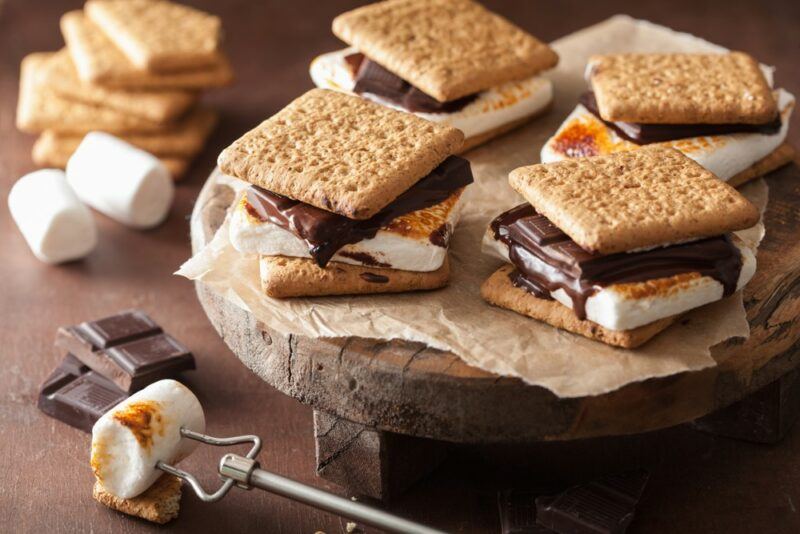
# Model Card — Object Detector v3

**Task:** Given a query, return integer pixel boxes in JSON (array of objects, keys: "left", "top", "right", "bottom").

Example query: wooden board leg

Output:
[
  {"left": 313, "top": 411, "right": 450, "bottom": 500},
  {"left": 690, "top": 368, "right": 800, "bottom": 443}
]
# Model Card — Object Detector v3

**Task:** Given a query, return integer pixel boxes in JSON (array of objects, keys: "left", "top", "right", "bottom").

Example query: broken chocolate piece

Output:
[
  {"left": 38, "top": 354, "right": 128, "bottom": 433},
  {"left": 55, "top": 310, "right": 195, "bottom": 392},
  {"left": 498, "top": 488, "right": 556, "bottom": 533}
]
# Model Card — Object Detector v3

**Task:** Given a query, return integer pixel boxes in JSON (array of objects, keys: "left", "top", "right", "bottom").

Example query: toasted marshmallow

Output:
[
  {"left": 541, "top": 89, "right": 794, "bottom": 181},
  {"left": 229, "top": 189, "right": 465, "bottom": 272},
  {"left": 8, "top": 169, "right": 97, "bottom": 263},
  {"left": 310, "top": 47, "right": 553, "bottom": 140},
  {"left": 482, "top": 229, "right": 756, "bottom": 331},
  {"left": 91, "top": 380, "right": 204, "bottom": 499},
  {"left": 67, "top": 132, "right": 174, "bottom": 229}
]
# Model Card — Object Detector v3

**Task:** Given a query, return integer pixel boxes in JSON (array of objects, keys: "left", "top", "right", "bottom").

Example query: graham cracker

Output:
[
  {"left": 17, "top": 53, "right": 167, "bottom": 135},
  {"left": 727, "top": 143, "right": 796, "bottom": 188},
  {"left": 93, "top": 474, "right": 181, "bottom": 524},
  {"left": 34, "top": 107, "right": 218, "bottom": 158},
  {"left": 40, "top": 49, "right": 196, "bottom": 122},
  {"left": 85, "top": 0, "right": 222, "bottom": 72},
  {"left": 61, "top": 10, "right": 233, "bottom": 90},
  {"left": 481, "top": 265, "right": 675, "bottom": 349},
  {"left": 260, "top": 256, "right": 450, "bottom": 298},
  {"left": 589, "top": 52, "right": 777, "bottom": 124},
  {"left": 508, "top": 146, "right": 760, "bottom": 254},
  {"left": 32, "top": 136, "right": 191, "bottom": 181},
  {"left": 218, "top": 88, "right": 464, "bottom": 219},
  {"left": 332, "top": 0, "right": 558, "bottom": 102}
]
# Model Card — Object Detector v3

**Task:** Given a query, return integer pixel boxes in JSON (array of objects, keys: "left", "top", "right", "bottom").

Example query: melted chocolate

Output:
[
  {"left": 429, "top": 223, "right": 452, "bottom": 248},
  {"left": 246, "top": 156, "right": 473, "bottom": 267},
  {"left": 580, "top": 92, "right": 781, "bottom": 144},
  {"left": 491, "top": 204, "right": 743, "bottom": 319},
  {"left": 347, "top": 53, "right": 478, "bottom": 114},
  {"left": 360, "top": 272, "right": 389, "bottom": 284}
]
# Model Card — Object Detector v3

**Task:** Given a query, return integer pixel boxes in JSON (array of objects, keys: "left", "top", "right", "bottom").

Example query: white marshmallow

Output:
[
  {"left": 482, "top": 229, "right": 756, "bottom": 331},
  {"left": 91, "top": 379, "right": 205, "bottom": 499},
  {"left": 540, "top": 90, "right": 795, "bottom": 182},
  {"left": 8, "top": 169, "right": 97, "bottom": 263},
  {"left": 310, "top": 47, "right": 554, "bottom": 140},
  {"left": 67, "top": 132, "right": 174, "bottom": 229},
  {"left": 229, "top": 189, "right": 465, "bottom": 272}
]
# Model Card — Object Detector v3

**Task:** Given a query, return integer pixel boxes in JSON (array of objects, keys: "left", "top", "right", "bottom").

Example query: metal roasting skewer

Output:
[{"left": 156, "top": 428, "right": 445, "bottom": 534}]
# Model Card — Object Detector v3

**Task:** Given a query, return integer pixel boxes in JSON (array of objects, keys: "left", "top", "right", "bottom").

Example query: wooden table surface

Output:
[{"left": 1, "top": 1, "right": 799, "bottom": 532}]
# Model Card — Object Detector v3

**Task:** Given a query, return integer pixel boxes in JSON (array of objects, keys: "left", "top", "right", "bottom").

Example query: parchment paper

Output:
[{"left": 178, "top": 15, "right": 770, "bottom": 398}]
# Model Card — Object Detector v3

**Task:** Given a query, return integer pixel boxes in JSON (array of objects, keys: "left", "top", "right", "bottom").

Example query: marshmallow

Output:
[
  {"left": 91, "top": 379, "right": 205, "bottom": 499},
  {"left": 540, "top": 89, "right": 795, "bottom": 182},
  {"left": 8, "top": 169, "right": 97, "bottom": 263},
  {"left": 229, "top": 189, "right": 465, "bottom": 272},
  {"left": 482, "top": 230, "right": 756, "bottom": 331},
  {"left": 310, "top": 47, "right": 554, "bottom": 139},
  {"left": 67, "top": 132, "right": 174, "bottom": 229}
]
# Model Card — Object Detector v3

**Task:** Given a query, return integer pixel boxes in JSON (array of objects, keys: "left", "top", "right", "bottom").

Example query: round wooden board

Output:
[{"left": 192, "top": 163, "right": 800, "bottom": 443}]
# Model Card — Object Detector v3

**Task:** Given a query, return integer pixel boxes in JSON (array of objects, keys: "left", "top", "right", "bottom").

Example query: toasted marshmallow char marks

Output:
[
  {"left": 541, "top": 89, "right": 795, "bottom": 181},
  {"left": 482, "top": 217, "right": 756, "bottom": 331},
  {"left": 310, "top": 48, "right": 554, "bottom": 140},
  {"left": 91, "top": 380, "right": 204, "bottom": 499}
]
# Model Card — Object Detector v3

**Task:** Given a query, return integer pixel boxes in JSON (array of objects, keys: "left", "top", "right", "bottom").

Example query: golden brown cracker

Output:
[{"left": 92, "top": 474, "right": 181, "bottom": 525}]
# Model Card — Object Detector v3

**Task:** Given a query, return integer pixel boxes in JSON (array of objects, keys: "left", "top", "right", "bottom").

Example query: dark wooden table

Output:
[{"left": 1, "top": 1, "right": 799, "bottom": 532}]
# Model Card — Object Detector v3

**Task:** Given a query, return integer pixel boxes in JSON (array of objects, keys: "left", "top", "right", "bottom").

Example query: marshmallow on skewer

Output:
[
  {"left": 67, "top": 132, "right": 174, "bottom": 229},
  {"left": 91, "top": 379, "right": 205, "bottom": 499},
  {"left": 8, "top": 169, "right": 97, "bottom": 263}
]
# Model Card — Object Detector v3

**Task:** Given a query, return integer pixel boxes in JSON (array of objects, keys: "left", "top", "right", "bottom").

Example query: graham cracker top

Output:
[
  {"left": 588, "top": 52, "right": 777, "bottom": 124},
  {"left": 218, "top": 89, "right": 464, "bottom": 219},
  {"left": 508, "top": 147, "right": 760, "bottom": 254},
  {"left": 332, "top": 0, "right": 558, "bottom": 102}
]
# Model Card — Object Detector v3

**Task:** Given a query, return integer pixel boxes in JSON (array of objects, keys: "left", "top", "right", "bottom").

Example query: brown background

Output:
[{"left": 1, "top": 0, "right": 799, "bottom": 532}]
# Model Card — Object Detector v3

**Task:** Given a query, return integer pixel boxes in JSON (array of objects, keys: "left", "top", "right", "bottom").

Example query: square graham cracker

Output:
[
  {"left": 61, "top": 11, "right": 233, "bottom": 90},
  {"left": 481, "top": 265, "right": 675, "bottom": 349},
  {"left": 85, "top": 0, "right": 222, "bottom": 72},
  {"left": 508, "top": 147, "right": 760, "bottom": 254},
  {"left": 588, "top": 52, "right": 777, "bottom": 124},
  {"left": 218, "top": 88, "right": 464, "bottom": 219},
  {"left": 332, "top": 0, "right": 558, "bottom": 102},
  {"left": 93, "top": 474, "right": 181, "bottom": 524},
  {"left": 260, "top": 256, "right": 450, "bottom": 298},
  {"left": 39, "top": 49, "right": 196, "bottom": 123}
]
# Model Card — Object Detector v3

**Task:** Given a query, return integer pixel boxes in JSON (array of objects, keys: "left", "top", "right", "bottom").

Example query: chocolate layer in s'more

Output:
[
  {"left": 481, "top": 147, "right": 760, "bottom": 348},
  {"left": 541, "top": 52, "right": 795, "bottom": 186},
  {"left": 219, "top": 88, "right": 472, "bottom": 298},
  {"left": 310, "top": 0, "right": 558, "bottom": 152}
]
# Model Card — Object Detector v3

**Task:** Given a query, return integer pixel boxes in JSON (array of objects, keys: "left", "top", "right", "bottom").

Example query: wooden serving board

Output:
[{"left": 191, "top": 162, "right": 800, "bottom": 444}]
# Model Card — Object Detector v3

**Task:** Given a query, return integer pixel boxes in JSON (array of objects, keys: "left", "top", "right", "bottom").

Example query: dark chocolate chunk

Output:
[
  {"left": 348, "top": 53, "right": 479, "bottom": 114},
  {"left": 491, "top": 204, "right": 743, "bottom": 320},
  {"left": 498, "top": 489, "right": 556, "bottom": 533},
  {"left": 55, "top": 310, "right": 195, "bottom": 392},
  {"left": 579, "top": 91, "right": 781, "bottom": 145},
  {"left": 535, "top": 470, "right": 649, "bottom": 534},
  {"left": 245, "top": 155, "right": 473, "bottom": 267},
  {"left": 38, "top": 354, "right": 128, "bottom": 433},
  {"left": 691, "top": 368, "right": 800, "bottom": 443}
]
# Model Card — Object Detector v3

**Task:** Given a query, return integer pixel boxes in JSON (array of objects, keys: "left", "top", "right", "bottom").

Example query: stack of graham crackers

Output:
[{"left": 16, "top": 0, "right": 233, "bottom": 180}]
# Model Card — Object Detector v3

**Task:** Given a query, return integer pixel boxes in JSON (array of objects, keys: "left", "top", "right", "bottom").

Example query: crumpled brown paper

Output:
[{"left": 178, "top": 15, "right": 769, "bottom": 398}]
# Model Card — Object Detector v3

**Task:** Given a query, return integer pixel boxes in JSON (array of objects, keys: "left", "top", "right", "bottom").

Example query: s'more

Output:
[
  {"left": 481, "top": 147, "right": 760, "bottom": 349},
  {"left": 542, "top": 52, "right": 795, "bottom": 186},
  {"left": 310, "top": 0, "right": 558, "bottom": 152},
  {"left": 219, "top": 88, "right": 473, "bottom": 298}
]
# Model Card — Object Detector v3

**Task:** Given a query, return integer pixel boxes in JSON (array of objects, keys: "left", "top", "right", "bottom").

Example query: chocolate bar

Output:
[
  {"left": 498, "top": 488, "right": 557, "bottom": 533},
  {"left": 535, "top": 470, "right": 649, "bottom": 534},
  {"left": 37, "top": 354, "right": 128, "bottom": 433},
  {"left": 579, "top": 92, "right": 781, "bottom": 145},
  {"left": 245, "top": 155, "right": 473, "bottom": 267},
  {"left": 55, "top": 310, "right": 195, "bottom": 392},
  {"left": 491, "top": 204, "right": 743, "bottom": 319}
]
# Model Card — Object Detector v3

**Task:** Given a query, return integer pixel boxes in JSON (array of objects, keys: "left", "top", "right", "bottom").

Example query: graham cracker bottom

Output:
[
  {"left": 92, "top": 474, "right": 181, "bottom": 524},
  {"left": 459, "top": 103, "right": 553, "bottom": 153},
  {"left": 260, "top": 256, "right": 450, "bottom": 298},
  {"left": 480, "top": 265, "right": 676, "bottom": 349},
  {"left": 728, "top": 143, "right": 795, "bottom": 187}
]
